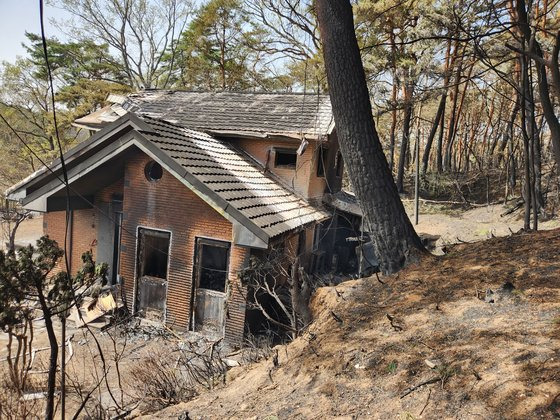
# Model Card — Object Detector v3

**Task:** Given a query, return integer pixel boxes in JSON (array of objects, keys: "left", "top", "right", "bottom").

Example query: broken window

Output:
[
  {"left": 139, "top": 229, "right": 170, "bottom": 279},
  {"left": 195, "top": 238, "right": 230, "bottom": 292},
  {"left": 274, "top": 148, "right": 297, "bottom": 169}
]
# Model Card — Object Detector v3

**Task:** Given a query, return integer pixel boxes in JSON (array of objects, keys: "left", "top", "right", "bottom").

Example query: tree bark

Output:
[
  {"left": 422, "top": 92, "right": 446, "bottom": 175},
  {"left": 315, "top": 0, "right": 425, "bottom": 274},
  {"left": 396, "top": 82, "right": 414, "bottom": 192},
  {"left": 515, "top": 0, "right": 560, "bottom": 170},
  {"left": 35, "top": 284, "right": 57, "bottom": 420},
  {"left": 388, "top": 30, "right": 398, "bottom": 172}
]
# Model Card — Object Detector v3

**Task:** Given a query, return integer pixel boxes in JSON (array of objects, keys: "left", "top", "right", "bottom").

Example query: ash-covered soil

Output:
[{"left": 145, "top": 228, "right": 560, "bottom": 419}]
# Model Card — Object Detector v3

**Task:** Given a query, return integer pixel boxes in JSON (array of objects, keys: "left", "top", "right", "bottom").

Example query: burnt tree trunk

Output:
[
  {"left": 435, "top": 103, "right": 446, "bottom": 173},
  {"left": 316, "top": 0, "right": 425, "bottom": 274},
  {"left": 396, "top": 82, "right": 414, "bottom": 192},
  {"left": 388, "top": 30, "right": 398, "bottom": 172},
  {"left": 422, "top": 92, "right": 446, "bottom": 175},
  {"left": 498, "top": 95, "right": 520, "bottom": 168},
  {"left": 520, "top": 52, "right": 533, "bottom": 230},
  {"left": 35, "top": 283, "right": 57, "bottom": 420},
  {"left": 516, "top": 0, "right": 560, "bottom": 170},
  {"left": 422, "top": 39, "right": 452, "bottom": 175},
  {"left": 443, "top": 46, "right": 464, "bottom": 171}
]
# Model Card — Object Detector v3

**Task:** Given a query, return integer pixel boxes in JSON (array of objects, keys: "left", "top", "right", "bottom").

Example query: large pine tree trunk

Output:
[
  {"left": 516, "top": 0, "right": 560, "bottom": 170},
  {"left": 316, "top": 0, "right": 425, "bottom": 274}
]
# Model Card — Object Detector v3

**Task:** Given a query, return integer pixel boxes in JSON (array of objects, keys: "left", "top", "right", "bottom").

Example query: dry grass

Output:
[{"left": 146, "top": 228, "right": 560, "bottom": 419}]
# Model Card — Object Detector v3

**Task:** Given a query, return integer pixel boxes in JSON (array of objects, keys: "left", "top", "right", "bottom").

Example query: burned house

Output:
[{"left": 6, "top": 91, "right": 368, "bottom": 343}]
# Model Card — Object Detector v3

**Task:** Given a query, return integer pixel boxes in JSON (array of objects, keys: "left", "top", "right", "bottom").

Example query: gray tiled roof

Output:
[
  {"left": 124, "top": 90, "right": 334, "bottom": 138},
  {"left": 140, "top": 116, "right": 329, "bottom": 238}
]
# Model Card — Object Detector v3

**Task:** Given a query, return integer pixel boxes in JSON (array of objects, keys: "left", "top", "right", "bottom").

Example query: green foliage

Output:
[
  {"left": 0, "top": 237, "right": 63, "bottom": 332},
  {"left": 23, "top": 32, "right": 126, "bottom": 85},
  {"left": 169, "top": 0, "right": 280, "bottom": 90},
  {"left": 0, "top": 236, "right": 108, "bottom": 326},
  {"left": 22, "top": 33, "right": 131, "bottom": 116},
  {"left": 0, "top": 33, "right": 131, "bottom": 185}
]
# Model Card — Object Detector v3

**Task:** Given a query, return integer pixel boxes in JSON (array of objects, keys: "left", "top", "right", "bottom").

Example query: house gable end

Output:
[{"left": 14, "top": 123, "right": 269, "bottom": 248}]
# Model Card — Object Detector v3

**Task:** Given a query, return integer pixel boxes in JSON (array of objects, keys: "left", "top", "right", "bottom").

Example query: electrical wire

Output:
[{"left": 39, "top": 0, "right": 72, "bottom": 278}]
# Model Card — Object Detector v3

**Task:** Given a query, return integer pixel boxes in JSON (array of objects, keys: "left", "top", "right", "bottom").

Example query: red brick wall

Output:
[
  {"left": 43, "top": 150, "right": 249, "bottom": 343},
  {"left": 118, "top": 150, "right": 248, "bottom": 342},
  {"left": 44, "top": 177, "right": 125, "bottom": 276},
  {"left": 95, "top": 178, "right": 124, "bottom": 203},
  {"left": 43, "top": 208, "right": 96, "bottom": 275},
  {"left": 232, "top": 138, "right": 328, "bottom": 200}
]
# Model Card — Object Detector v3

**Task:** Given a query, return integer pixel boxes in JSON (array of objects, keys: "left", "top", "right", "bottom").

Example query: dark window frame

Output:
[
  {"left": 145, "top": 160, "right": 163, "bottom": 182},
  {"left": 111, "top": 197, "right": 123, "bottom": 285},
  {"left": 137, "top": 228, "right": 171, "bottom": 280},
  {"left": 194, "top": 237, "right": 231, "bottom": 293},
  {"left": 274, "top": 148, "right": 298, "bottom": 169}
]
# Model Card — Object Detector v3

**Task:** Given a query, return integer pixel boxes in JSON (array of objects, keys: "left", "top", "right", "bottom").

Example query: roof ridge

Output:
[{"left": 131, "top": 89, "right": 330, "bottom": 97}]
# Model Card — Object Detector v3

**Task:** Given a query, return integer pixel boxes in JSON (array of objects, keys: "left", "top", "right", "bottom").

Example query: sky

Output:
[{"left": 0, "top": 0, "right": 69, "bottom": 63}]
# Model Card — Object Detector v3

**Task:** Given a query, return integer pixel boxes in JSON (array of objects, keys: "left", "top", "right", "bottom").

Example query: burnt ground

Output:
[{"left": 146, "top": 228, "right": 560, "bottom": 419}]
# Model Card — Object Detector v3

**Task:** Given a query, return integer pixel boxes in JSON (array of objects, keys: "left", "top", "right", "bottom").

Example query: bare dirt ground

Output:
[
  {"left": 147, "top": 228, "right": 560, "bottom": 419},
  {"left": 406, "top": 202, "right": 560, "bottom": 250}
]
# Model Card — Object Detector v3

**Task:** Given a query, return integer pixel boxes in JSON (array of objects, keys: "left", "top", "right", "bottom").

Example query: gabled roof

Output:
[
  {"left": 139, "top": 117, "right": 329, "bottom": 238},
  {"left": 75, "top": 90, "right": 334, "bottom": 139},
  {"left": 8, "top": 113, "right": 329, "bottom": 248}
]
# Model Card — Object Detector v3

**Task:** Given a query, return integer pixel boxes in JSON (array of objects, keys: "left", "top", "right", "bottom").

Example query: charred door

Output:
[
  {"left": 191, "top": 238, "right": 230, "bottom": 335},
  {"left": 136, "top": 228, "right": 171, "bottom": 320}
]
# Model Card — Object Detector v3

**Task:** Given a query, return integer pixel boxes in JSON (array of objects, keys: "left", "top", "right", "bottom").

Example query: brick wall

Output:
[
  {"left": 118, "top": 150, "right": 248, "bottom": 343},
  {"left": 43, "top": 150, "right": 249, "bottom": 343},
  {"left": 232, "top": 138, "right": 328, "bottom": 200},
  {"left": 43, "top": 208, "right": 97, "bottom": 275}
]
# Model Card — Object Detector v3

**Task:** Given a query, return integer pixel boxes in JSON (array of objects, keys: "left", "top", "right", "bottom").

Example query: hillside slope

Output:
[{"left": 147, "top": 229, "right": 560, "bottom": 419}]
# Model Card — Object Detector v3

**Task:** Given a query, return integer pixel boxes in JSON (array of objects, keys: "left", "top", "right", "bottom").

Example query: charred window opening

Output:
[
  {"left": 145, "top": 161, "right": 163, "bottom": 182},
  {"left": 139, "top": 229, "right": 170, "bottom": 279},
  {"left": 196, "top": 238, "right": 230, "bottom": 293},
  {"left": 335, "top": 151, "right": 343, "bottom": 177},
  {"left": 316, "top": 146, "right": 326, "bottom": 177},
  {"left": 274, "top": 149, "right": 297, "bottom": 169}
]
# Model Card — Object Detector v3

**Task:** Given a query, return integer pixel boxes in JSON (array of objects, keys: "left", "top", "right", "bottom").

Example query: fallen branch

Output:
[
  {"left": 401, "top": 198, "right": 490, "bottom": 207},
  {"left": 330, "top": 311, "right": 343, "bottom": 324},
  {"left": 500, "top": 199, "right": 524, "bottom": 217},
  {"left": 401, "top": 377, "right": 440, "bottom": 398},
  {"left": 419, "top": 388, "right": 432, "bottom": 416},
  {"left": 386, "top": 313, "right": 403, "bottom": 331}
]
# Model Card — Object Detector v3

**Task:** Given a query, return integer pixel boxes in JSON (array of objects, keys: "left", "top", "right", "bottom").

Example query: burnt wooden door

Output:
[
  {"left": 192, "top": 238, "right": 230, "bottom": 336},
  {"left": 136, "top": 228, "right": 171, "bottom": 320}
]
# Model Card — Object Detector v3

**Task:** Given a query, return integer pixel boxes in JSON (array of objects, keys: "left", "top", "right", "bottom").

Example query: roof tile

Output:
[{"left": 142, "top": 116, "right": 329, "bottom": 238}]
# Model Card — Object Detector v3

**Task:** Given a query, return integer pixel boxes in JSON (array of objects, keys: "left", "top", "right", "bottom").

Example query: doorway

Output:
[
  {"left": 191, "top": 238, "right": 230, "bottom": 335},
  {"left": 135, "top": 228, "right": 171, "bottom": 320}
]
